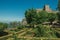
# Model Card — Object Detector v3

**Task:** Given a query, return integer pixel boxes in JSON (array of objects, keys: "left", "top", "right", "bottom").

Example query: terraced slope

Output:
[{"left": 0, "top": 28, "right": 60, "bottom": 40}]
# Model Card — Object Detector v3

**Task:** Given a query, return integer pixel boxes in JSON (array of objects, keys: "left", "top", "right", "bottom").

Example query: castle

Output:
[{"left": 36, "top": 5, "right": 58, "bottom": 13}]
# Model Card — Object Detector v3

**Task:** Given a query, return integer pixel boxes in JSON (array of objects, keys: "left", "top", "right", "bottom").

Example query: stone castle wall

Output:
[{"left": 36, "top": 5, "right": 58, "bottom": 13}]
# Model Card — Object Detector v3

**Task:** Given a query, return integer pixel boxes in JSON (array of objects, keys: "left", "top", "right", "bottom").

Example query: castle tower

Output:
[
  {"left": 36, "top": 5, "right": 57, "bottom": 13},
  {"left": 43, "top": 5, "right": 52, "bottom": 12}
]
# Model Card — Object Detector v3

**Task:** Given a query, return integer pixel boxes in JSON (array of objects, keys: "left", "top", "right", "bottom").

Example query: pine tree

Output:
[
  {"left": 58, "top": 0, "right": 60, "bottom": 11},
  {"left": 57, "top": 0, "right": 60, "bottom": 23}
]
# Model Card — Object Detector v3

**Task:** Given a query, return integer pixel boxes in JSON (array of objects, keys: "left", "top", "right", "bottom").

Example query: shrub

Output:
[{"left": 33, "top": 24, "right": 57, "bottom": 38}]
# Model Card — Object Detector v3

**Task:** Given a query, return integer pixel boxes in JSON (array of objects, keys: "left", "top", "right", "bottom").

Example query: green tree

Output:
[
  {"left": 58, "top": 0, "right": 60, "bottom": 11},
  {"left": 25, "top": 9, "right": 50, "bottom": 27},
  {"left": 9, "top": 21, "right": 18, "bottom": 28},
  {"left": 48, "top": 13, "right": 57, "bottom": 24},
  {"left": 36, "top": 11, "right": 48, "bottom": 24},
  {"left": 0, "top": 22, "right": 8, "bottom": 31},
  {"left": 9, "top": 21, "right": 24, "bottom": 29},
  {"left": 57, "top": 0, "right": 60, "bottom": 23},
  {"left": 25, "top": 8, "right": 37, "bottom": 27}
]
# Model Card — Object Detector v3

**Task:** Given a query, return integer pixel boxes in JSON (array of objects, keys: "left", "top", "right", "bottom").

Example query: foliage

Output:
[
  {"left": 0, "top": 22, "right": 8, "bottom": 31},
  {"left": 9, "top": 21, "right": 25, "bottom": 29},
  {"left": 25, "top": 8, "right": 49, "bottom": 26},
  {"left": 25, "top": 9, "right": 49, "bottom": 24},
  {"left": 9, "top": 21, "right": 19, "bottom": 28},
  {"left": 25, "top": 8, "right": 36, "bottom": 24},
  {"left": 57, "top": 0, "right": 60, "bottom": 23},
  {"left": 36, "top": 11, "right": 48, "bottom": 24},
  {"left": 25, "top": 8, "right": 37, "bottom": 27},
  {"left": 0, "top": 22, "right": 8, "bottom": 37},
  {"left": 25, "top": 8, "right": 57, "bottom": 28},
  {"left": 17, "top": 25, "right": 25, "bottom": 29},
  {"left": 48, "top": 13, "right": 57, "bottom": 24},
  {"left": 12, "top": 33, "right": 19, "bottom": 40},
  {"left": 33, "top": 24, "right": 57, "bottom": 38},
  {"left": 58, "top": 0, "right": 60, "bottom": 11}
]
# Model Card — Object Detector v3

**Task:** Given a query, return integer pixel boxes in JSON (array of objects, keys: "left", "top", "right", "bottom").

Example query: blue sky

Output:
[{"left": 0, "top": 0, "right": 58, "bottom": 22}]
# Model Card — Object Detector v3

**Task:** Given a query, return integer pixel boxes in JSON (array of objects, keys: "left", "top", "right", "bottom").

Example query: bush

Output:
[
  {"left": 33, "top": 24, "right": 57, "bottom": 38},
  {"left": 17, "top": 25, "right": 25, "bottom": 29}
]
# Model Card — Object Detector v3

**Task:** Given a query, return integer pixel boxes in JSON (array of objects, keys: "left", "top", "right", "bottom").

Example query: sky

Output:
[{"left": 0, "top": 0, "right": 58, "bottom": 22}]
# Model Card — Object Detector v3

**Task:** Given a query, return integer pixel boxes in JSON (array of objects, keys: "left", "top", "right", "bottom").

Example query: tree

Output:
[
  {"left": 57, "top": 0, "right": 60, "bottom": 23},
  {"left": 25, "top": 8, "right": 57, "bottom": 27},
  {"left": 0, "top": 22, "right": 8, "bottom": 31},
  {"left": 48, "top": 13, "right": 57, "bottom": 24},
  {"left": 36, "top": 11, "right": 48, "bottom": 24},
  {"left": 25, "top": 9, "right": 50, "bottom": 27},
  {"left": 58, "top": 0, "right": 60, "bottom": 11},
  {"left": 25, "top": 8, "right": 37, "bottom": 27}
]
